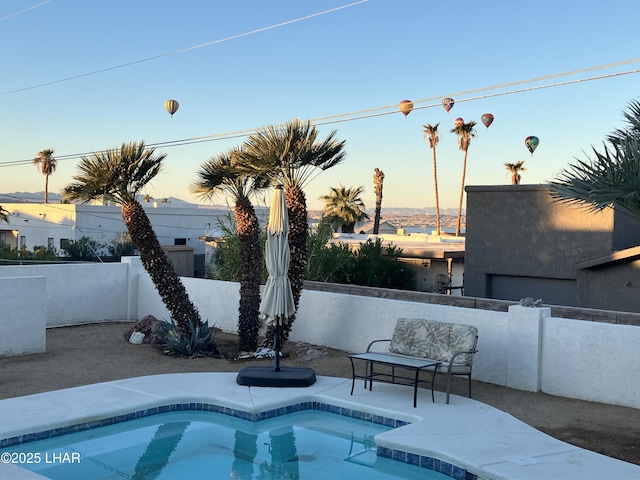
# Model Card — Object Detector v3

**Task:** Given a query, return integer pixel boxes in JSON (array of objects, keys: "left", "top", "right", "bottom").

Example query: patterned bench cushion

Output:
[{"left": 389, "top": 318, "right": 477, "bottom": 365}]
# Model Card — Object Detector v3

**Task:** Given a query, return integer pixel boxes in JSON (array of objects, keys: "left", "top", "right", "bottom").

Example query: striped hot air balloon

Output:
[
  {"left": 399, "top": 99, "right": 414, "bottom": 117},
  {"left": 164, "top": 99, "right": 179, "bottom": 117},
  {"left": 442, "top": 97, "right": 455, "bottom": 113}
]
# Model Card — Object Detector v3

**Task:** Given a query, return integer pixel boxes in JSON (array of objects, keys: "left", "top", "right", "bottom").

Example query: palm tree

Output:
[
  {"left": 63, "top": 141, "right": 201, "bottom": 333},
  {"left": 33, "top": 149, "right": 57, "bottom": 204},
  {"left": 191, "top": 150, "right": 266, "bottom": 352},
  {"left": 423, "top": 123, "right": 442, "bottom": 235},
  {"left": 451, "top": 120, "right": 477, "bottom": 236},
  {"left": 505, "top": 160, "right": 526, "bottom": 185},
  {"left": 238, "top": 119, "right": 346, "bottom": 344},
  {"left": 548, "top": 99, "right": 640, "bottom": 219},
  {"left": 372, "top": 168, "right": 384, "bottom": 234},
  {"left": 0, "top": 206, "right": 8, "bottom": 223},
  {"left": 320, "top": 185, "right": 369, "bottom": 233}
]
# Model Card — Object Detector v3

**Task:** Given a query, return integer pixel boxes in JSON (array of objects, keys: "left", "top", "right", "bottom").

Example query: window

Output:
[
  {"left": 19, "top": 236, "right": 26, "bottom": 249},
  {"left": 48, "top": 238, "right": 54, "bottom": 249}
]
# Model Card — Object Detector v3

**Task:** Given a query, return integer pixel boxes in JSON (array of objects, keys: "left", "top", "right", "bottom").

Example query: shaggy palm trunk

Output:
[
  {"left": 262, "top": 184, "right": 307, "bottom": 348},
  {"left": 342, "top": 222, "right": 355, "bottom": 234},
  {"left": 373, "top": 169, "right": 384, "bottom": 235},
  {"left": 235, "top": 197, "right": 262, "bottom": 352},
  {"left": 455, "top": 150, "right": 469, "bottom": 237},
  {"left": 44, "top": 174, "right": 49, "bottom": 204},
  {"left": 432, "top": 148, "right": 441, "bottom": 235},
  {"left": 511, "top": 171, "right": 521, "bottom": 185},
  {"left": 121, "top": 200, "right": 202, "bottom": 332}
]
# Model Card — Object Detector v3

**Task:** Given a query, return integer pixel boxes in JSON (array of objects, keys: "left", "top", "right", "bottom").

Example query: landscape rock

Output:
[
  {"left": 123, "top": 315, "right": 165, "bottom": 345},
  {"left": 291, "top": 342, "right": 329, "bottom": 361},
  {"left": 129, "top": 332, "right": 145, "bottom": 344}
]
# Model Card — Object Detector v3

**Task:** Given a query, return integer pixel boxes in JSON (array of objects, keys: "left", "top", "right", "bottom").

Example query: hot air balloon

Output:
[
  {"left": 164, "top": 99, "right": 179, "bottom": 117},
  {"left": 399, "top": 99, "right": 414, "bottom": 117},
  {"left": 454, "top": 117, "right": 464, "bottom": 128},
  {"left": 481, "top": 113, "right": 494, "bottom": 129},
  {"left": 442, "top": 98, "right": 455, "bottom": 113},
  {"left": 525, "top": 136, "right": 539, "bottom": 155}
]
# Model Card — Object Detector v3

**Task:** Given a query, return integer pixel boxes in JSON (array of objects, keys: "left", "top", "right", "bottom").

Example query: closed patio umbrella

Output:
[
  {"left": 259, "top": 185, "right": 295, "bottom": 371},
  {"left": 236, "top": 186, "right": 316, "bottom": 387}
]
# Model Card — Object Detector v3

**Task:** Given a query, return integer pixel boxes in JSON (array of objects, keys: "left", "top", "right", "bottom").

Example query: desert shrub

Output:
[
  {"left": 160, "top": 319, "right": 219, "bottom": 358},
  {"left": 107, "top": 232, "right": 137, "bottom": 258},
  {"left": 350, "top": 238, "right": 415, "bottom": 290},
  {"left": 60, "top": 236, "right": 105, "bottom": 261}
]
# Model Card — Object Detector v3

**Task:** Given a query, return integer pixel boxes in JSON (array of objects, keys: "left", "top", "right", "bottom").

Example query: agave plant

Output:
[{"left": 161, "top": 319, "right": 219, "bottom": 358}]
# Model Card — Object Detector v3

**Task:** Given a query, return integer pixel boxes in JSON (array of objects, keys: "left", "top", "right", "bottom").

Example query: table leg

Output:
[
  {"left": 349, "top": 357, "right": 356, "bottom": 396},
  {"left": 413, "top": 368, "right": 420, "bottom": 408}
]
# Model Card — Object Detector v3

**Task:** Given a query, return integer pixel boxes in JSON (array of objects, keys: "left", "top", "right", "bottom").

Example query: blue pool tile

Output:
[{"left": 407, "top": 452, "right": 420, "bottom": 466}]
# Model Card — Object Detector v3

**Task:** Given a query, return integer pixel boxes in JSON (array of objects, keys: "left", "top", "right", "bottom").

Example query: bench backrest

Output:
[{"left": 389, "top": 318, "right": 478, "bottom": 365}]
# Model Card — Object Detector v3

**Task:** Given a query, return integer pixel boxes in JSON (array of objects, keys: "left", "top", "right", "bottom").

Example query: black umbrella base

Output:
[{"left": 236, "top": 366, "right": 317, "bottom": 387}]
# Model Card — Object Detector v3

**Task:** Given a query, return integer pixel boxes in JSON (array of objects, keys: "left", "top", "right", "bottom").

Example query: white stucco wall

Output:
[
  {"left": 0, "top": 276, "right": 46, "bottom": 355},
  {"left": 541, "top": 317, "right": 640, "bottom": 406},
  {"left": 1, "top": 260, "right": 640, "bottom": 410},
  {"left": 0, "top": 263, "right": 129, "bottom": 326}
]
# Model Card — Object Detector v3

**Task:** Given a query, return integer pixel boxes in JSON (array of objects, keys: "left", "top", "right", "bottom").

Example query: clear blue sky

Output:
[{"left": 1, "top": 0, "right": 639, "bottom": 211}]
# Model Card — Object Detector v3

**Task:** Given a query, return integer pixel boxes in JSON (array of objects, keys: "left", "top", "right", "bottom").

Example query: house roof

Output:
[
  {"left": 576, "top": 245, "right": 640, "bottom": 270},
  {"left": 329, "top": 232, "right": 465, "bottom": 260},
  {"left": 354, "top": 220, "right": 397, "bottom": 234}
]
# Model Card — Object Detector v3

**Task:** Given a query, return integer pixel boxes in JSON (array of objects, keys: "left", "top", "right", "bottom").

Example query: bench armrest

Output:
[
  {"left": 447, "top": 349, "right": 478, "bottom": 366},
  {"left": 366, "top": 339, "right": 391, "bottom": 352}
]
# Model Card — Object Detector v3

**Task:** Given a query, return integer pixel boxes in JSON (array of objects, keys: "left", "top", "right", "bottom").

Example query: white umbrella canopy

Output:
[
  {"left": 259, "top": 186, "right": 295, "bottom": 329},
  {"left": 236, "top": 186, "right": 316, "bottom": 385}
]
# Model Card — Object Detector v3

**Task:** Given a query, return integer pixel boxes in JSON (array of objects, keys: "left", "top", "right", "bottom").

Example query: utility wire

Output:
[
  {"left": 0, "top": 61, "right": 638, "bottom": 169},
  {"left": 0, "top": 0, "right": 52, "bottom": 23},
  {"left": 0, "top": 0, "right": 368, "bottom": 96}
]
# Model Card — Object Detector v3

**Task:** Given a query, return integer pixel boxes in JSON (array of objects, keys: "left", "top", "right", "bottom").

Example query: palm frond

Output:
[
  {"left": 63, "top": 141, "right": 164, "bottom": 204},
  {"left": 548, "top": 136, "right": 640, "bottom": 218},
  {"left": 237, "top": 119, "right": 346, "bottom": 189},
  {"left": 608, "top": 99, "right": 640, "bottom": 144}
]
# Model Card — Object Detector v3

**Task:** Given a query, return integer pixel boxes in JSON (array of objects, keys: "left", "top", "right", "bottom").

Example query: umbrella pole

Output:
[{"left": 274, "top": 317, "right": 281, "bottom": 372}]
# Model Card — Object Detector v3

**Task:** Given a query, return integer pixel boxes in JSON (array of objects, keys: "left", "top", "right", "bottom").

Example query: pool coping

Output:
[{"left": 0, "top": 373, "right": 639, "bottom": 480}]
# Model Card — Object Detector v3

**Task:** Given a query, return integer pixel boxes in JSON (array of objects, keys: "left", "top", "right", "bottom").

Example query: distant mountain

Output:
[
  {"left": 0, "top": 192, "right": 63, "bottom": 203},
  {"left": 0, "top": 192, "right": 195, "bottom": 206},
  {"left": 371, "top": 207, "right": 462, "bottom": 216},
  {"left": 309, "top": 206, "right": 463, "bottom": 218}
]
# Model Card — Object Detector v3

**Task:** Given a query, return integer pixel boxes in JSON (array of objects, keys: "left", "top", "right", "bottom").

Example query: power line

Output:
[
  {"left": 0, "top": 60, "right": 638, "bottom": 170},
  {"left": 0, "top": 0, "right": 52, "bottom": 23},
  {"left": 0, "top": 0, "right": 368, "bottom": 96}
]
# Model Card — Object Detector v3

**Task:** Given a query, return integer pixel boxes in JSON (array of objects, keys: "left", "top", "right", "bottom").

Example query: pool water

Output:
[{"left": 6, "top": 410, "right": 455, "bottom": 479}]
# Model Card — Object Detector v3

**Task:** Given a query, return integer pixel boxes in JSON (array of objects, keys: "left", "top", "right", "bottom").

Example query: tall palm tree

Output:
[
  {"left": 505, "top": 160, "right": 526, "bottom": 185},
  {"left": 0, "top": 206, "right": 8, "bottom": 223},
  {"left": 548, "top": 99, "right": 640, "bottom": 219},
  {"left": 191, "top": 150, "right": 266, "bottom": 352},
  {"left": 63, "top": 141, "right": 201, "bottom": 333},
  {"left": 320, "top": 185, "right": 369, "bottom": 233},
  {"left": 372, "top": 168, "right": 384, "bottom": 234},
  {"left": 423, "top": 123, "right": 442, "bottom": 235},
  {"left": 451, "top": 120, "right": 477, "bottom": 236},
  {"left": 33, "top": 149, "right": 57, "bottom": 204},
  {"left": 238, "top": 119, "right": 347, "bottom": 344}
]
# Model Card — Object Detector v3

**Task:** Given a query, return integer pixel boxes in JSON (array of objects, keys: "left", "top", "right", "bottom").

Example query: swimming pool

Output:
[
  {"left": 3, "top": 403, "right": 462, "bottom": 479},
  {"left": 1, "top": 373, "right": 638, "bottom": 480}
]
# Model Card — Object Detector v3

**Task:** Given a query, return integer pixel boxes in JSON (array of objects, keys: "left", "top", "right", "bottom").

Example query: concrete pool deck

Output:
[{"left": 1, "top": 373, "right": 639, "bottom": 480}]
